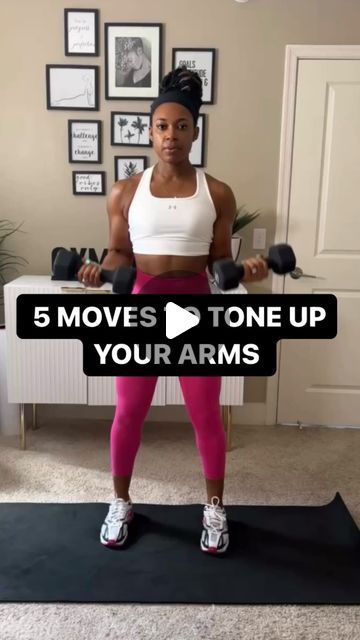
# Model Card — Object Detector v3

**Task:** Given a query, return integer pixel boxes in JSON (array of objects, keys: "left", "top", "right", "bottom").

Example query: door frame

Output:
[{"left": 265, "top": 44, "right": 360, "bottom": 426}]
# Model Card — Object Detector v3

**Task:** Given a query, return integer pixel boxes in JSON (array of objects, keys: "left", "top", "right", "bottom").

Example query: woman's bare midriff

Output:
[{"left": 133, "top": 254, "right": 208, "bottom": 277}]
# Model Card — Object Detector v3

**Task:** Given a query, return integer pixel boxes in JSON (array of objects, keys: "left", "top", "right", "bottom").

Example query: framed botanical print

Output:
[
  {"left": 172, "top": 48, "right": 216, "bottom": 104},
  {"left": 111, "top": 112, "right": 151, "bottom": 147},
  {"left": 105, "top": 23, "right": 162, "bottom": 99},
  {"left": 68, "top": 120, "right": 101, "bottom": 163},
  {"left": 114, "top": 156, "right": 148, "bottom": 181}
]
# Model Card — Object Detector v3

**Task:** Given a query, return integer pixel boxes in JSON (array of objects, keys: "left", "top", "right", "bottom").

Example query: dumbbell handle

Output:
[
  {"left": 52, "top": 249, "right": 136, "bottom": 294},
  {"left": 232, "top": 257, "right": 268, "bottom": 282},
  {"left": 213, "top": 243, "right": 296, "bottom": 290},
  {"left": 80, "top": 259, "right": 135, "bottom": 289},
  {"left": 98, "top": 266, "right": 137, "bottom": 294},
  {"left": 81, "top": 260, "right": 127, "bottom": 286},
  {"left": 99, "top": 268, "right": 116, "bottom": 285},
  {"left": 213, "top": 258, "right": 263, "bottom": 288}
]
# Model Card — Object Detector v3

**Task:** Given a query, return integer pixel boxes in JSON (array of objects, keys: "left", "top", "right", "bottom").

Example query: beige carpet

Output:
[{"left": 0, "top": 419, "right": 359, "bottom": 640}]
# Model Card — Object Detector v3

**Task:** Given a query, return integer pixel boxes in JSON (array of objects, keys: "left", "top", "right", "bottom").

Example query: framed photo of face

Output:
[
  {"left": 46, "top": 65, "right": 99, "bottom": 110},
  {"left": 189, "top": 114, "right": 206, "bottom": 168},
  {"left": 64, "top": 9, "right": 99, "bottom": 56},
  {"left": 114, "top": 156, "right": 148, "bottom": 181},
  {"left": 105, "top": 23, "right": 163, "bottom": 100},
  {"left": 72, "top": 171, "right": 106, "bottom": 195},
  {"left": 111, "top": 112, "right": 151, "bottom": 147},
  {"left": 68, "top": 120, "right": 102, "bottom": 163},
  {"left": 172, "top": 48, "right": 216, "bottom": 104}
]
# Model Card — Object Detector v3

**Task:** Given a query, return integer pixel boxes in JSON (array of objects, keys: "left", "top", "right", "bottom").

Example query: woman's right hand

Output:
[{"left": 77, "top": 259, "right": 103, "bottom": 287}]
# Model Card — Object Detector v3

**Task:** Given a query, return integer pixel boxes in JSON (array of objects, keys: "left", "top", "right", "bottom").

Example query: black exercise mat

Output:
[{"left": 0, "top": 493, "right": 359, "bottom": 604}]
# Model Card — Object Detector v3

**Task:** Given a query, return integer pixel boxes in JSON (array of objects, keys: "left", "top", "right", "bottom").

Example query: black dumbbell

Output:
[
  {"left": 213, "top": 243, "right": 296, "bottom": 290},
  {"left": 52, "top": 249, "right": 136, "bottom": 294}
]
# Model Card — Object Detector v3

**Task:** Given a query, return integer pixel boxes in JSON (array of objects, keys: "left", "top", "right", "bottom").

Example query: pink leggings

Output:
[{"left": 110, "top": 269, "right": 226, "bottom": 480}]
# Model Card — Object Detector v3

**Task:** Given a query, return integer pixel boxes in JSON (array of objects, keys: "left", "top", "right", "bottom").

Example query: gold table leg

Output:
[
  {"left": 20, "top": 403, "right": 26, "bottom": 451},
  {"left": 222, "top": 405, "right": 232, "bottom": 451},
  {"left": 32, "top": 403, "right": 38, "bottom": 430}
]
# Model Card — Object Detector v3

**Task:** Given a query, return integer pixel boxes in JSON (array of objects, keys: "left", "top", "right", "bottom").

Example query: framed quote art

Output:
[
  {"left": 172, "top": 48, "right": 216, "bottom": 104},
  {"left": 72, "top": 171, "right": 105, "bottom": 195},
  {"left": 105, "top": 23, "right": 162, "bottom": 100},
  {"left": 46, "top": 65, "right": 99, "bottom": 110},
  {"left": 111, "top": 112, "right": 151, "bottom": 147},
  {"left": 68, "top": 120, "right": 101, "bottom": 163},
  {"left": 64, "top": 9, "right": 99, "bottom": 56},
  {"left": 114, "top": 156, "right": 148, "bottom": 181}
]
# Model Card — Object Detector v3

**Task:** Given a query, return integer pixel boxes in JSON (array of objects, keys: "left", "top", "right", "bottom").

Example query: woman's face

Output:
[
  {"left": 127, "top": 47, "right": 142, "bottom": 70},
  {"left": 149, "top": 102, "right": 199, "bottom": 164}
]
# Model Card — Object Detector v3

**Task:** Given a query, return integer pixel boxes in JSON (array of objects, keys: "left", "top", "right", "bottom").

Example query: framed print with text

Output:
[
  {"left": 72, "top": 171, "right": 105, "bottom": 195},
  {"left": 172, "top": 48, "right": 216, "bottom": 104},
  {"left": 64, "top": 9, "right": 99, "bottom": 56},
  {"left": 68, "top": 120, "right": 101, "bottom": 163}
]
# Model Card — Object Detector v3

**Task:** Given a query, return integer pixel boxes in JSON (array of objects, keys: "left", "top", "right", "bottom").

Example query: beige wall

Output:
[{"left": 2, "top": 0, "right": 360, "bottom": 408}]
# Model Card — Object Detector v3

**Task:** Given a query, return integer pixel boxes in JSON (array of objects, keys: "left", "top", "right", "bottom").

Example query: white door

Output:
[{"left": 277, "top": 57, "right": 360, "bottom": 426}]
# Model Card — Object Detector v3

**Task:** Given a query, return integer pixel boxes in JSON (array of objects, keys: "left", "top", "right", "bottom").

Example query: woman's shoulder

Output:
[
  {"left": 110, "top": 170, "right": 147, "bottom": 198},
  {"left": 203, "top": 171, "right": 234, "bottom": 200},
  {"left": 107, "top": 170, "right": 148, "bottom": 220}
]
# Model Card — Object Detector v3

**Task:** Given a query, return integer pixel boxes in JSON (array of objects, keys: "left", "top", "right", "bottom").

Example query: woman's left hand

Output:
[{"left": 241, "top": 256, "right": 268, "bottom": 282}]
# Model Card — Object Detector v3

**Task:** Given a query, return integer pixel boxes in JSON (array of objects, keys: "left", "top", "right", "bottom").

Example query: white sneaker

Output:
[
  {"left": 201, "top": 496, "right": 229, "bottom": 554},
  {"left": 100, "top": 498, "right": 134, "bottom": 547}
]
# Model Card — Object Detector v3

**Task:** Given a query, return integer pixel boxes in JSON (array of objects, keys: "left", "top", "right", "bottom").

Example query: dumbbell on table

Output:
[
  {"left": 52, "top": 249, "right": 136, "bottom": 294},
  {"left": 213, "top": 243, "right": 296, "bottom": 291}
]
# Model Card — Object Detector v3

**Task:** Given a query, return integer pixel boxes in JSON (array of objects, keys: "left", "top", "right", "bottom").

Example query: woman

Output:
[
  {"left": 79, "top": 67, "right": 268, "bottom": 554},
  {"left": 124, "top": 38, "right": 151, "bottom": 88}
]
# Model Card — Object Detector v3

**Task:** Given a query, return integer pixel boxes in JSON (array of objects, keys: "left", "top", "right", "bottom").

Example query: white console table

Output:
[{"left": 4, "top": 276, "right": 246, "bottom": 450}]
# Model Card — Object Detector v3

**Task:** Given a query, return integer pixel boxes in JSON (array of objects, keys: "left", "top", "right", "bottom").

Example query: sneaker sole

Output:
[
  {"left": 200, "top": 543, "right": 228, "bottom": 555},
  {"left": 101, "top": 536, "right": 127, "bottom": 548}
]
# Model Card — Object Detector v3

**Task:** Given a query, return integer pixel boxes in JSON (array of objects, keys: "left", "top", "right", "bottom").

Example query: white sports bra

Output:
[{"left": 128, "top": 165, "right": 217, "bottom": 255}]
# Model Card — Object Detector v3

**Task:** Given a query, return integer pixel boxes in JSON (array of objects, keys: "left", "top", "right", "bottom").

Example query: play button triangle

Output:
[{"left": 165, "top": 302, "right": 200, "bottom": 339}]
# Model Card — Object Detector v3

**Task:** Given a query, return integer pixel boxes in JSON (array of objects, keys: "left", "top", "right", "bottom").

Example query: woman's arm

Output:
[
  {"left": 207, "top": 183, "right": 236, "bottom": 277},
  {"left": 207, "top": 182, "right": 268, "bottom": 283},
  {"left": 101, "top": 182, "right": 134, "bottom": 270},
  {"left": 78, "top": 180, "right": 134, "bottom": 286}
]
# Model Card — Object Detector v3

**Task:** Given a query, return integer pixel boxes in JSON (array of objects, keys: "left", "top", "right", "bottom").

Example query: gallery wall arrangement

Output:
[{"left": 46, "top": 8, "right": 217, "bottom": 195}]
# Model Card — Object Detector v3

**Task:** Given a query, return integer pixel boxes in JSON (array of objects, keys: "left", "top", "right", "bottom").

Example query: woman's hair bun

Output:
[{"left": 159, "top": 66, "right": 203, "bottom": 108}]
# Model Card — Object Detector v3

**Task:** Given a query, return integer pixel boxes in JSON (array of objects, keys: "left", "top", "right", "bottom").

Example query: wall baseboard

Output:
[
  {"left": 0, "top": 402, "right": 269, "bottom": 436},
  {"left": 35, "top": 402, "right": 268, "bottom": 426},
  {"left": 232, "top": 402, "right": 267, "bottom": 425}
]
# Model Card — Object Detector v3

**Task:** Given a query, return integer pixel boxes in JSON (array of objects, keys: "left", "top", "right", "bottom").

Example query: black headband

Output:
[{"left": 150, "top": 90, "right": 200, "bottom": 125}]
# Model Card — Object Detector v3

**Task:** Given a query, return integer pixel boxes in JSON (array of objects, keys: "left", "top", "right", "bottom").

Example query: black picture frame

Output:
[
  {"left": 72, "top": 171, "right": 106, "bottom": 195},
  {"left": 189, "top": 113, "right": 206, "bottom": 168},
  {"left": 111, "top": 112, "right": 152, "bottom": 147},
  {"left": 68, "top": 120, "right": 102, "bottom": 163},
  {"left": 105, "top": 23, "right": 162, "bottom": 100},
  {"left": 64, "top": 9, "right": 99, "bottom": 56},
  {"left": 172, "top": 48, "right": 216, "bottom": 105},
  {"left": 46, "top": 64, "right": 99, "bottom": 110},
  {"left": 114, "top": 156, "right": 148, "bottom": 181}
]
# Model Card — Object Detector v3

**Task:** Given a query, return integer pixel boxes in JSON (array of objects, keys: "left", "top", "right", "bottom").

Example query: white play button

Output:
[{"left": 165, "top": 302, "right": 200, "bottom": 339}]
